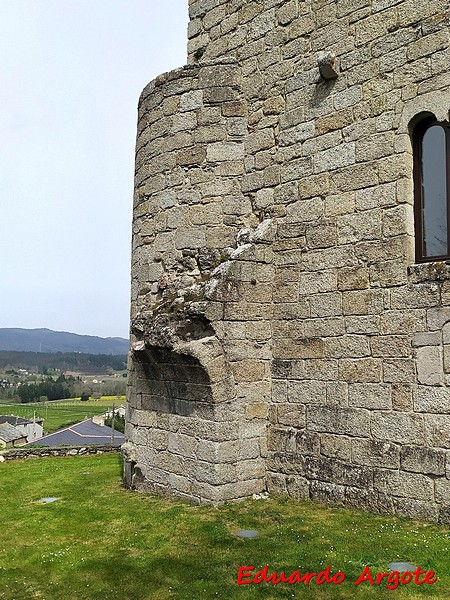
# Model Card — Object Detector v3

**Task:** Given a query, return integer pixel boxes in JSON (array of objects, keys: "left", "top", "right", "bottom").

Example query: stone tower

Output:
[{"left": 123, "top": 0, "right": 450, "bottom": 522}]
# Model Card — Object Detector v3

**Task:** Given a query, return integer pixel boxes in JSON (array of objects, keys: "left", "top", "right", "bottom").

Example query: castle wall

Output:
[{"left": 125, "top": 0, "right": 450, "bottom": 521}]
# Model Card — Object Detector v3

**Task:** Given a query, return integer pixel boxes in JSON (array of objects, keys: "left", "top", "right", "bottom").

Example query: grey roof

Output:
[
  {"left": 0, "top": 422, "right": 27, "bottom": 443},
  {"left": 0, "top": 415, "right": 44, "bottom": 426},
  {"left": 27, "top": 418, "right": 125, "bottom": 447}
]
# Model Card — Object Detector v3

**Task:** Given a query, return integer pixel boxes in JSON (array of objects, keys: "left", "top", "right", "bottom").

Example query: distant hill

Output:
[
  {"left": 0, "top": 351, "right": 127, "bottom": 374},
  {"left": 0, "top": 328, "right": 129, "bottom": 355}
]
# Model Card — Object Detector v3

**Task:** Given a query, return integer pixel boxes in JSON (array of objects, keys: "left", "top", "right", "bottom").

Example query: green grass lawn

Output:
[
  {"left": 0, "top": 396, "right": 125, "bottom": 433},
  {"left": 0, "top": 454, "right": 449, "bottom": 600}
]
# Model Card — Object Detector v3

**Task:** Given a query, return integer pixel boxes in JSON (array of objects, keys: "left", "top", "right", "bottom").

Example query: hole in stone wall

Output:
[
  {"left": 134, "top": 346, "right": 213, "bottom": 416},
  {"left": 176, "top": 315, "right": 215, "bottom": 340}
]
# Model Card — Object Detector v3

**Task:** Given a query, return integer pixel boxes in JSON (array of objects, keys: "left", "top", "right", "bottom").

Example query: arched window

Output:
[{"left": 413, "top": 117, "right": 450, "bottom": 262}]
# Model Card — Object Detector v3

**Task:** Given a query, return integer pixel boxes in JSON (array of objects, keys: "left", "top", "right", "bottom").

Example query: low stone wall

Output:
[{"left": 0, "top": 445, "right": 121, "bottom": 461}]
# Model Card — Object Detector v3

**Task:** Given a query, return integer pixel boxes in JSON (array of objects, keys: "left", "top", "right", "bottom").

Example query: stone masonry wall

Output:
[
  {"left": 126, "top": 0, "right": 450, "bottom": 521},
  {"left": 124, "top": 61, "right": 269, "bottom": 503}
]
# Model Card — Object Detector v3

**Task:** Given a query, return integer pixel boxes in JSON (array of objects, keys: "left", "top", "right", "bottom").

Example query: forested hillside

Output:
[
  {"left": 0, "top": 328, "right": 128, "bottom": 354},
  {"left": 0, "top": 351, "right": 127, "bottom": 374}
]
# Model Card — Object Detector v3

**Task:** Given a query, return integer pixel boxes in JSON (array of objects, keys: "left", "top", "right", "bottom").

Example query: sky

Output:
[{"left": 0, "top": 0, "right": 188, "bottom": 339}]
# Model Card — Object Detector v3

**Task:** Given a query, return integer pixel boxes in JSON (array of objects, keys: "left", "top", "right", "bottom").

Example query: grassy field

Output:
[
  {"left": 0, "top": 396, "right": 125, "bottom": 433},
  {"left": 0, "top": 453, "right": 449, "bottom": 600}
]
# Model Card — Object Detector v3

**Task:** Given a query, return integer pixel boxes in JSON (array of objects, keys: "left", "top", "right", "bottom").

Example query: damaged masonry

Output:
[{"left": 123, "top": 0, "right": 450, "bottom": 523}]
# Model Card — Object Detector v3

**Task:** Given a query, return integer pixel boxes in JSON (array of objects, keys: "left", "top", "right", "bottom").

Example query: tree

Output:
[
  {"left": 105, "top": 414, "right": 125, "bottom": 433},
  {"left": 80, "top": 392, "right": 90, "bottom": 402},
  {"left": 17, "top": 380, "right": 71, "bottom": 403}
]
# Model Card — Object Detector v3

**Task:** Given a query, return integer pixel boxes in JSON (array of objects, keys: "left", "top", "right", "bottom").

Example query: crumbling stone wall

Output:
[
  {"left": 125, "top": 0, "right": 450, "bottom": 521},
  {"left": 123, "top": 60, "right": 269, "bottom": 502}
]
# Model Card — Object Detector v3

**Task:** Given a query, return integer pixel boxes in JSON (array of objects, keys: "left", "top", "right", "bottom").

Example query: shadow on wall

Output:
[{"left": 134, "top": 346, "right": 214, "bottom": 417}]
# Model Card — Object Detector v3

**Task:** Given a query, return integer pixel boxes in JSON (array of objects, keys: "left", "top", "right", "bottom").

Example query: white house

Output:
[{"left": 0, "top": 415, "right": 44, "bottom": 443}]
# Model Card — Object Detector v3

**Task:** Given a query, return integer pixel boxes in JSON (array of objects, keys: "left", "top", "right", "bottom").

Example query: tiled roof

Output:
[
  {"left": 0, "top": 422, "right": 27, "bottom": 443},
  {"left": 0, "top": 415, "right": 44, "bottom": 426},
  {"left": 27, "top": 418, "right": 125, "bottom": 447}
]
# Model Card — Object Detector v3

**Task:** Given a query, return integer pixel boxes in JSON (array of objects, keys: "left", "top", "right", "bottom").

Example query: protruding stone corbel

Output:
[
  {"left": 318, "top": 52, "right": 339, "bottom": 80},
  {"left": 132, "top": 340, "right": 146, "bottom": 352}
]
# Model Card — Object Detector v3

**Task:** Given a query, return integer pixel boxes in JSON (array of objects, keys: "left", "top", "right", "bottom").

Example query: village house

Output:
[
  {"left": 29, "top": 418, "right": 125, "bottom": 448},
  {"left": 0, "top": 422, "right": 28, "bottom": 448},
  {"left": 0, "top": 415, "right": 44, "bottom": 444}
]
